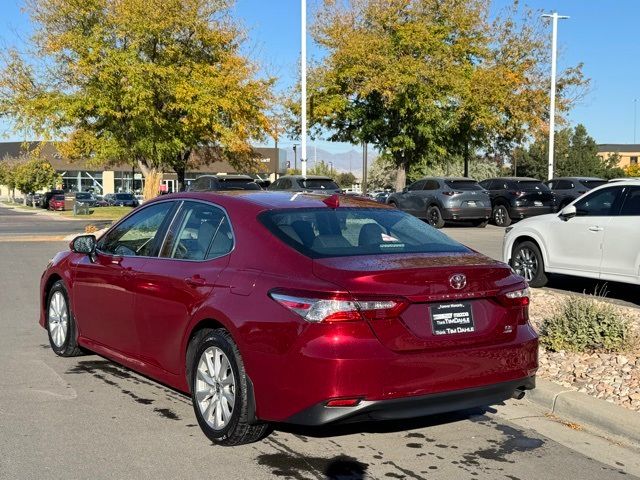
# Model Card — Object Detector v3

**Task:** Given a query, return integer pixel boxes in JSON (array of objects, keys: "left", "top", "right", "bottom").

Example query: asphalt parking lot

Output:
[{"left": 1, "top": 206, "right": 639, "bottom": 479}]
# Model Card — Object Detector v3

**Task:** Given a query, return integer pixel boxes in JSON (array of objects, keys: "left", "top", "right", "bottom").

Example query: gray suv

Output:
[
  {"left": 386, "top": 177, "right": 491, "bottom": 228},
  {"left": 546, "top": 177, "right": 606, "bottom": 211}
]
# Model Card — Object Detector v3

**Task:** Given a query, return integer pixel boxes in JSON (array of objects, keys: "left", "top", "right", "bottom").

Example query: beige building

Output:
[
  {"left": 597, "top": 144, "right": 640, "bottom": 169},
  {"left": 0, "top": 141, "right": 286, "bottom": 198}
]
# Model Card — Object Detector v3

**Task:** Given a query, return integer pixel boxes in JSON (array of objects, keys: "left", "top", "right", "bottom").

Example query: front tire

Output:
[
  {"left": 426, "top": 206, "right": 445, "bottom": 229},
  {"left": 511, "top": 241, "right": 548, "bottom": 287},
  {"left": 190, "top": 328, "right": 270, "bottom": 446},
  {"left": 492, "top": 205, "right": 512, "bottom": 227},
  {"left": 46, "top": 281, "right": 84, "bottom": 357}
]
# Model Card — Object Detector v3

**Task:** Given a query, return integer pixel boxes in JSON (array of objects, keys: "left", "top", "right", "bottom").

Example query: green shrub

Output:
[{"left": 540, "top": 295, "right": 633, "bottom": 353}]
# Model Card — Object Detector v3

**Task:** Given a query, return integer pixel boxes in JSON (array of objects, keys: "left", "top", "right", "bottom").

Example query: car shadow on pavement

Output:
[{"left": 545, "top": 274, "right": 640, "bottom": 307}]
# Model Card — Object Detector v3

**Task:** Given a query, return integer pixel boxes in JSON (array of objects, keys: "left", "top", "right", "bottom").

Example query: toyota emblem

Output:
[{"left": 449, "top": 274, "right": 467, "bottom": 290}]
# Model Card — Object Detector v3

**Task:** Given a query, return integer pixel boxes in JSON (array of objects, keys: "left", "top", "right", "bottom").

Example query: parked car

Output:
[
  {"left": 372, "top": 191, "right": 391, "bottom": 203},
  {"left": 74, "top": 191, "right": 97, "bottom": 207},
  {"left": 546, "top": 177, "right": 606, "bottom": 210},
  {"left": 107, "top": 192, "right": 139, "bottom": 207},
  {"left": 268, "top": 175, "right": 341, "bottom": 193},
  {"left": 93, "top": 195, "right": 109, "bottom": 207},
  {"left": 503, "top": 181, "right": 640, "bottom": 287},
  {"left": 41, "top": 189, "right": 65, "bottom": 209},
  {"left": 479, "top": 177, "right": 554, "bottom": 227},
  {"left": 48, "top": 194, "right": 65, "bottom": 211},
  {"left": 40, "top": 191, "right": 536, "bottom": 445},
  {"left": 25, "top": 193, "right": 43, "bottom": 207},
  {"left": 188, "top": 174, "right": 262, "bottom": 192},
  {"left": 386, "top": 177, "right": 491, "bottom": 228}
]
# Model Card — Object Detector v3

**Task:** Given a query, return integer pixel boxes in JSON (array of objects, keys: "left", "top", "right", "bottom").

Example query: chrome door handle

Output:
[{"left": 588, "top": 226, "right": 603, "bottom": 232}]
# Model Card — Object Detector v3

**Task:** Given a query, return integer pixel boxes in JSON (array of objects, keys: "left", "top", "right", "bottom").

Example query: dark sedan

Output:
[
  {"left": 546, "top": 177, "right": 606, "bottom": 211},
  {"left": 107, "top": 192, "right": 139, "bottom": 207},
  {"left": 479, "top": 177, "right": 554, "bottom": 227},
  {"left": 268, "top": 175, "right": 341, "bottom": 194}
]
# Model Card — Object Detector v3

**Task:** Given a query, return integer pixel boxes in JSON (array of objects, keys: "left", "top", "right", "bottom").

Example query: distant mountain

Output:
[{"left": 285, "top": 146, "right": 378, "bottom": 178}]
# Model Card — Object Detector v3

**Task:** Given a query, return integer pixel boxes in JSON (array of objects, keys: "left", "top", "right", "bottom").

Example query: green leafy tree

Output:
[
  {"left": 335, "top": 172, "right": 356, "bottom": 188},
  {"left": 308, "top": 0, "right": 587, "bottom": 191},
  {"left": 0, "top": 0, "right": 274, "bottom": 198},
  {"left": 0, "top": 159, "right": 18, "bottom": 199},
  {"left": 308, "top": 160, "right": 333, "bottom": 176},
  {"left": 368, "top": 155, "right": 397, "bottom": 191},
  {"left": 13, "top": 157, "right": 60, "bottom": 205}
]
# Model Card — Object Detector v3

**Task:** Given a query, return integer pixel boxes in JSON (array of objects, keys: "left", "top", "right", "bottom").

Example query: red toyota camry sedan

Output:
[{"left": 40, "top": 191, "right": 537, "bottom": 445}]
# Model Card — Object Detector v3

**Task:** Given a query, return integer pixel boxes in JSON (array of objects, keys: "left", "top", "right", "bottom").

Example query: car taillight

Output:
[
  {"left": 269, "top": 290, "right": 407, "bottom": 323},
  {"left": 509, "top": 190, "right": 526, "bottom": 196},
  {"left": 498, "top": 287, "right": 530, "bottom": 325}
]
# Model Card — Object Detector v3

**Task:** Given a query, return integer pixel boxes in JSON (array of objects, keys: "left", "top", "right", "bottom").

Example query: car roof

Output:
[
  {"left": 278, "top": 175, "right": 334, "bottom": 180},
  {"left": 149, "top": 191, "right": 386, "bottom": 210},
  {"left": 196, "top": 174, "right": 255, "bottom": 180},
  {"left": 551, "top": 177, "right": 605, "bottom": 181},
  {"left": 490, "top": 177, "right": 541, "bottom": 182},
  {"left": 418, "top": 177, "right": 478, "bottom": 182}
]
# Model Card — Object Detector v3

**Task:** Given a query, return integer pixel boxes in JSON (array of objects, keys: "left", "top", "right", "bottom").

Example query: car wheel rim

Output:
[
  {"left": 428, "top": 209, "right": 439, "bottom": 226},
  {"left": 195, "top": 347, "right": 236, "bottom": 431},
  {"left": 48, "top": 291, "right": 68, "bottom": 348},
  {"left": 513, "top": 248, "right": 538, "bottom": 282},
  {"left": 495, "top": 207, "right": 506, "bottom": 225}
]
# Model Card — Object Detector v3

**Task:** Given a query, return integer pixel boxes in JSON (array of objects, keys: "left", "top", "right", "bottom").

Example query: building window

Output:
[
  {"left": 631, "top": 156, "right": 638, "bottom": 165},
  {"left": 61, "top": 171, "right": 104, "bottom": 194}
]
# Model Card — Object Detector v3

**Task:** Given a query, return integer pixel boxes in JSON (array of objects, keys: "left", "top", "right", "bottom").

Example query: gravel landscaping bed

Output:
[{"left": 529, "top": 289, "right": 640, "bottom": 412}]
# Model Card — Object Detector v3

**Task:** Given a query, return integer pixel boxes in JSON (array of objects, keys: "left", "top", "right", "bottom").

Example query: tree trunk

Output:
[
  {"left": 395, "top": 155, "right": 408, "bottom": 192},
  {"left": 174, "top": 150, "right": 191, "bottom": 192},
  {"left": 463, "top": 140, "right": 470, "bottom": 178},
  {"left": 137, "top": 160, "right": 163, "bottom": 201},
  {"left": 23, "top": 195, "right": 27, "bottom": 206}
]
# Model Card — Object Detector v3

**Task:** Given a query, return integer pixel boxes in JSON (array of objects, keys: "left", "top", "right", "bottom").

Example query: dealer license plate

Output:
[{"left": 431, "top": 302, "right": 475, "bottom": 335}]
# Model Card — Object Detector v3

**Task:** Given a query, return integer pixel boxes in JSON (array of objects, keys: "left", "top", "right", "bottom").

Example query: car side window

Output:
[
  {"left": 619, "top": 187, "right": 640, "bottom": 216},
  {"left": 161, "top": 201, "right": 233, "bottom": 260},
  {"left": 407, "top": 180, "right": 426, "bottom": 191},
  {"left": 270, "top": 179, "right": 281, "bottom": 190},
  {"left": 99, "top": 202, "right": 175, "bottom": 257},
  {"left": 479, "top": 180, "right": 492, "bottom": 190},
  {"left": 574, "top": 187, "right": 624, "bottom": 217},
  {"left": 424, "top": 180, "right": 440, "bottom": 190},
  {"left": 556, "top": 180, "right": 573, "bottom": 190}
]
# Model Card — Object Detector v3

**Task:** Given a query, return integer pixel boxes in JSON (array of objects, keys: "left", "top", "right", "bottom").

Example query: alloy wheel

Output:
[
  {"left": 195, "top": 347, "right": 236, "bottom": 431},
  {"left": 48, "top": 291, "right": 68, "bottom": 348},
  {"left": 428, "top": 209, "right": 440, "bottom": 226},
  {"left": 513, "top": 247, "right": 538, "bottom": 282},
  {"left": 494, "top": 207, "right": 506, "bottom": 226}
]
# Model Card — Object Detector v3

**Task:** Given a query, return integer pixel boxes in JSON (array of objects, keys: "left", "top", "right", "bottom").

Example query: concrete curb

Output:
[{"left": 526, "top": 378, "right": 640, "bottom": 447}]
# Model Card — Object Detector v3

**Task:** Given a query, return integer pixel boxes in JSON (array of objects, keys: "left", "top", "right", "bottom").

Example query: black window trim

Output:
[
  {"left": 156, "top": 199, "right": 236, "bottom": 263},
  {"left": 618, "top": 185, "right": 640, "bottom": 216}
]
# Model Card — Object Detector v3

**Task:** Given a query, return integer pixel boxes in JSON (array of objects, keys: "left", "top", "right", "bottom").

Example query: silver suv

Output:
[{"left": 386, "top": 177, "right": 491, "bottom": 228}]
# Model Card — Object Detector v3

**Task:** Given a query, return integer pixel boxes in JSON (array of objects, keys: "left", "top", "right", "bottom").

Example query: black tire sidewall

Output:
[
  {"left": 493, "top": 205, "right": 511, "bottom": 227},
  {"left": 427, "top": 206, "right": 444, "bottom": 228},
  {"left": 46, "top": 282, "right": 74, "bottom": 355},
  {"left": 191, "top": 331, "right": 244, "bottom": 443}
]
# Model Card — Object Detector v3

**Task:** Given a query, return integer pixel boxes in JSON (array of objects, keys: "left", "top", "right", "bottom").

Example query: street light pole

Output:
[
  {"left": 300, "top": 0, "right": 308, "bottom": 176},
  {"left": 293, "top": 144, "right": 298, "bottom": 171},
  {"left": 634, "top": 99, "right": 637, "bottom": 143},
  {"left": 542, "top": 12, "right": 569, "bottom": 181}
]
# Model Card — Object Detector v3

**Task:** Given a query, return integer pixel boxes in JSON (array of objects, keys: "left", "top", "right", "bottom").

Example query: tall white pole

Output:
[
  {"left": 300, "top": 0, "right": 308, "bottom": 176},
  {"left": 543, "top": 12, "right": 568, "bottom": 180}
]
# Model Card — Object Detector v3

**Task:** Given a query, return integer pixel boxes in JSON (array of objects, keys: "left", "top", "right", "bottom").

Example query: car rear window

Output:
[
  {"left": 510, "top": 180, "right": 550, "bottom": 191},
  {"left": 579, "top": 180, "right": 607, "bottom": 189},
  {"left": 444, "top": 180, "right": 483, "bottom": 190},
  {"left": 115, "top": 193, "right": 134, "bottom": 200},
  {"left": 259, "top": 208, "right": 469, "bottom": 259},
  {"left": 217, "top": 179, "right": 261, "bottom": 190},
  {"left": 299, "top": 179, "right": 340, "bottom": 190}
]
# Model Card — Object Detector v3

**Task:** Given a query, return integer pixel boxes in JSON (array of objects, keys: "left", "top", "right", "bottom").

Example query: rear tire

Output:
[
  {"left": 426, "top": 206, "right": 445, "bottom": 229},
  {"left": 511, "top": 241, "right": 548, "bottom": 287},
  {"left": 190, "top": 328, "right": 271, "bottom": 446},
  {"left": 492, "top": 205, "right": 512, "bottom": 227},
  {"left": 46, "top": 281, "right": 84, "bottom": 357},
  {"left": 388, "top": 200, "right": 397, "bottom": 208}
]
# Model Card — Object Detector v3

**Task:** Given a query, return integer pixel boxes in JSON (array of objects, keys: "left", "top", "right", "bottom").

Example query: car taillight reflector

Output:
[
  {"left": 269, "top": 290, "right": 407, "bottom": 323},
  {"left": 326, "top": 398, "right": 361, "bottom": 407}
]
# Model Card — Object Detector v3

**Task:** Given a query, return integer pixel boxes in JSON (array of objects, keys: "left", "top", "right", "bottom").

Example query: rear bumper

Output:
[
  {"left": 442, "top": 207, "right": 492, "bottom": 221},
  {"left": 286, "top": 375, "right": 535, "bottom": 426},
  {"left": 508, "top": 206, "right": 553, "bottom": 219}
]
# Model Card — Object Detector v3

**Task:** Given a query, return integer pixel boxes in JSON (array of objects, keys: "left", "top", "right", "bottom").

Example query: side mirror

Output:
[
  {"left": 71, "top": 234, "right": 97, "bottom": 260},
  {"left": 559, "top": 204, "right": 576, "bottom": 221}
]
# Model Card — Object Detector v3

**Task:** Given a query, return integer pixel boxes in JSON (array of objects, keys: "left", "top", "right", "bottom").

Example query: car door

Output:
[
  {"left": 396, "top": 180, "right": 426, "bottom": 214},
  {"left": 133, "top": 200, "right": 234, "bottom": 375},
  {"left": 545, "top": 186, "right": 625, "bottom": 275},
  {"left": 72, "top": 201, "right": 178, "bottom": 356},
  {"left": 600, "top": 185, "right": 640, "bottom": 281}
]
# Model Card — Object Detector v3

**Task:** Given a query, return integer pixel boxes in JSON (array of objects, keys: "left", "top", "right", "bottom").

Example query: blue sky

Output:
[{"left": 1, "top": 0, "right": 639, "bottom": 154}]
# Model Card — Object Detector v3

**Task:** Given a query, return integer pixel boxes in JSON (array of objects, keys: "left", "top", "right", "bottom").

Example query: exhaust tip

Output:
[{"left": 512, "top": 389, "right": 526, "bottom": 400}]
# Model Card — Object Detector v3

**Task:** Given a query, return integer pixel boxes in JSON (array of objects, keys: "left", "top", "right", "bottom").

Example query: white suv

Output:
[{"left": 503, "top": 180, "right": 640, "bottom": 287}]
